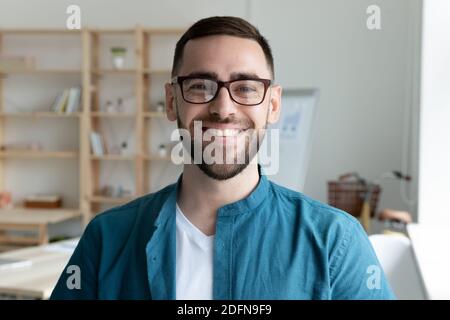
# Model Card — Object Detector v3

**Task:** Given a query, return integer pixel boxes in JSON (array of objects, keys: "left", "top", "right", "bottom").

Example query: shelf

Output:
[
  {"left": 0, "top": 69, "right": 81, "bottom": 75},
  {"left": 92, "top": 69, "right": 137, "bottom": 75},
  {"left": 90, "top": 154, "right": 135, "bottom": 160},
  {"left": 0, "top": 151, "right": 78, "bottom": 159},
  {"left": 143, "top": 69, "right": 171, "bottom": 75},
  {"left": 143, "top": 112, "right": 166, "bottom": 118},
  {"left": 0, "top": 208, "right": 81, "bottom": 224},
  {"left": 90, "top": 28, "right": 135, "bottom": 34},
  {"left": 144, "top": 155, "right": 172, "bottom": 161},
  {"left": 90, "top": 111, "right": 167, "bottom": 118},
  {"left": 0, "top": 112, "right": 81, "bottom": 118},
  {"left": 144, "top": 28, "right": 185, "bottom": 35},
  {"left": 0, "top": 28, "right": 183, "bottom": 35},
  {"left": 0, "top": 29, "right": 81, "bottom": 34},
  {"left": 92, "top": 69, "right": 171, "bottom": 75},
  {"left": 90, "top": 112, "right": 135, "bottom": 118},
  {"left": 0, "top": 25, "right": 184, "bottom": 230},
  {"left": 91, "top": 154, "right": 172, "bottom": 161},
  {"left": 89, "top": 196, "right": 135, "bottom": 204}
]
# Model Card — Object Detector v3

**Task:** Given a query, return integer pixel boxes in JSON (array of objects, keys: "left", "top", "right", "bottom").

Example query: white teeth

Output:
[{"left": 207, "top": 128, "right": 241, "bottom": 137}]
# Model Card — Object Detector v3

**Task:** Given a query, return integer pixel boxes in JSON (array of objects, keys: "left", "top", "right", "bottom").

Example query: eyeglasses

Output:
[{"left": 171, "top": 76, "right": 272, "bottom": 106}]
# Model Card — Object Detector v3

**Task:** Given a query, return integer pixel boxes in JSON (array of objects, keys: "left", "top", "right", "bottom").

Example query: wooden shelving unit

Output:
[
  {"left": 90, "top": 154, "right": 135, "bottom": 161},
  {"left": 0, "top": 26, "right": 184, "bottom": 236},
  {"left": 0, "top": 112, "right": 81, "bottom": 118},
  {"left": 0, "top": 70, "right": 82, "bottom": 76},
  {"left": 89, "top": 111, "right": 134, "bottom": 118},
  {"left": 0, "top": 151, "right": 78, "bottom": 159}
]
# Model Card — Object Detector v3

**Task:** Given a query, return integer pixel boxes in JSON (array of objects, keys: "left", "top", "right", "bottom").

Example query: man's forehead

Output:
[
  {"left": 181, "top": 71, "right": 265, "bottom": 81},
  {"left": 178, "top": 35, "right": 272, "bottom": 79}
]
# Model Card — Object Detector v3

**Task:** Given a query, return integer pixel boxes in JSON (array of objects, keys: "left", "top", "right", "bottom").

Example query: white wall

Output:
[
  {"left": 0, "top": 0, "right": 422, "bottom": 235},
  {"left": 251, "top": 0, "right": 422, "bottom": 219},
  {"left": 418, "top": 0, "right": 450, "bottom": 224}
]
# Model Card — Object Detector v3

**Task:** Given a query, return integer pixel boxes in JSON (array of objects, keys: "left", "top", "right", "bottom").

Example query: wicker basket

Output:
[{"left": 328, "top": 174, "right": 381, "bottom": 218}]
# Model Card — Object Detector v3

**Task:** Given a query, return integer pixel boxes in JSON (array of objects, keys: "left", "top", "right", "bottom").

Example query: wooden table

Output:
[
  {"left": 0, "top": 208, "right": 80, "bottom": 249},
  {"left": 0, "top": 238, "right": 78, "bottom": 299}
]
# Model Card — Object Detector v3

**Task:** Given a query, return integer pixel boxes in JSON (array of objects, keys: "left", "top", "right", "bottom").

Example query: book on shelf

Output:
[
  {"left": 65, "top": 86, "right": 81, "bottom": 114},
  {"left": 50, "top": 87, "right": 81, "bottom": 114},
  {"left": 50, "top": 89, "right": 68, "bottom": 113},
  {"left": 90, "top": 131, "right": 106, "bottom": 155}
]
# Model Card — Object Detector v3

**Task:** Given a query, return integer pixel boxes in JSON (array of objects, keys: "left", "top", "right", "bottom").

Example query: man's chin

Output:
[{"left": 196, "top": 163, "right": 249, "bottom": 181}]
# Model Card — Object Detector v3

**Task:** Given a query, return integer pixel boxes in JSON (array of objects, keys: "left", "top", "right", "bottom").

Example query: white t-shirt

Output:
[{"left": 176, "top": 204, "right": 215, "bottom": 300}]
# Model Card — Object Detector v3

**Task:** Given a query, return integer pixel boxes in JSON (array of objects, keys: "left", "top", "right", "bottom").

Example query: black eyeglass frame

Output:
[{"left": 171, "top": 76, "right": 272, "bottom": 106}]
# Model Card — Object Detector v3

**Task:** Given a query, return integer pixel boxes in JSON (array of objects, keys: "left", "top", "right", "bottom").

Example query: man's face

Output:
[{"left": 165, "top": 35, "right": 281, "bottom": 180}]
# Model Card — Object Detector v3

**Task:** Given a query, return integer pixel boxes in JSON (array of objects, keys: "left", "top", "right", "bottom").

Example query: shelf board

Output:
[
  {"left": 0, "top": 151, "right": 78, "bottom": 159},
  {"left": 0, "top": 28, "right": 183, "bottom": 35},
  {"left": 143, "top": 112, "right": 166, "bottom": 118},
  {"left": 0, "top": 112, "right": 81, "bottom": 118},
  {"left": 92, "top": 69, "right": 171, "bottom": 75},
  {"left": 144, "top": 155, "right": 172, "bottom": 161},
  {"left": 92, "top": 69, "right": 137, "bottom": 75},
  {"left": 89, "top": 196, "right": 135, "bottom": 204},
  {"left": 85, "top": 112, "right": 166, "bottom": 118},
  {"left": 143, "top": 69, "right": 171, "bottom": 75},
  {"left": 144, "top": 28, "right": 185, "bottom": 35},
  {"left": 90, "top": 154, "right": 135, "bottom": 160},
  {"left": 0, "top": 69, "right": 81, "bottom": 75},
  {"left": 90, "top": 112, "right": 135, "bottom": 118},
  {"left": 0, "top": 208, "right": 81, "bottom": 224},
  {"left": 0, "top": 29, "right": 81, "bottom": 34},
  {"left": 90, "top": 28, "right": 135, "bottom": 34}
]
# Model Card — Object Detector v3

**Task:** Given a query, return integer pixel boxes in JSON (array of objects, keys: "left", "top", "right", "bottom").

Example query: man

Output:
[{"left": 51, "top": 16, "right": 395, "bottom": 300}]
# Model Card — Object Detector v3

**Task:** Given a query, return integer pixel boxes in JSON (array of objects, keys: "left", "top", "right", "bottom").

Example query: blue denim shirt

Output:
[{"left": 50, "top": 174, "right": 395, "bottom": 300}]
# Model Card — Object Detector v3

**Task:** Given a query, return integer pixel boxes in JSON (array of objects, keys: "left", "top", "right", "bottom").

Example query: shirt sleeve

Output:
[
  {"left": 329, "top": 218, "right": 396, "bottom": 300},
  {"left": 49, "top": 217, "right": 101, "bottom": 300}
]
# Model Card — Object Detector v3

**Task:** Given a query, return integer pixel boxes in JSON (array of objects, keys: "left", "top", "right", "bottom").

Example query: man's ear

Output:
[
  {"left": 267, "top": 85, "right": 282, "bottom": 124},
  {"left": 165, "top": 83, "right": 177, "bottom": 122}
]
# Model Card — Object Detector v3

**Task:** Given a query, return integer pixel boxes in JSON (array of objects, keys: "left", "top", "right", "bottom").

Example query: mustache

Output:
[{"left": 189, "top": 114, "right": 254, "bottom": 129}]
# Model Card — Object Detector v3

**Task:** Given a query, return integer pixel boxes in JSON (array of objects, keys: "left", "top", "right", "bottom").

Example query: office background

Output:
[
  {"left": 1, "top": 0, "right": 449, "bottom": 300},
  {"left": 0, "top": 0, "right": 422, "bottom": 223}
]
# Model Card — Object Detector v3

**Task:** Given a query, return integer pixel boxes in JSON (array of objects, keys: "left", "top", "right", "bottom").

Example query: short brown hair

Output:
[{"left": 171, "top": 16, "right": 274, "bottom": 79}]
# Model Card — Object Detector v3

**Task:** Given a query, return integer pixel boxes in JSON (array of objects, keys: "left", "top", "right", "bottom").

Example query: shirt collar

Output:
[{"left": 154, "top": 165, "right": 270, "bottom": 227}]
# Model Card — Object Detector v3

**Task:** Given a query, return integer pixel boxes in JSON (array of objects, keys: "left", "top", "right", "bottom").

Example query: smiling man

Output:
[{"left": 50, "top": 16, "right": 395, "bottom": 300}]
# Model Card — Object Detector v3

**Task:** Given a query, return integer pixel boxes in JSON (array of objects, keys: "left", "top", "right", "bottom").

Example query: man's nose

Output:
[{"left": 208, "top": 86, "right": 238, "bottom": 119}]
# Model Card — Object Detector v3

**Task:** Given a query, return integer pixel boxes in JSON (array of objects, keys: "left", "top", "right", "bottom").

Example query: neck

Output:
[{"left": 177, "top": 164, "right": 260, "bottom": 235}]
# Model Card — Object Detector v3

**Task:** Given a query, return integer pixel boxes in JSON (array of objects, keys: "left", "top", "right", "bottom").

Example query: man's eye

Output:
[
  {"left": 188, "top": 83, "right": 207, "bottom": 90},
  {"left": 235, "top": 86, "right": 256, "bottom": 93}
]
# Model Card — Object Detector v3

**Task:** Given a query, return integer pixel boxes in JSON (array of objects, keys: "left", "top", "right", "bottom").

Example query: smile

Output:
[{"left": 202, "top": 128, "right": 246, "bottom": 137}]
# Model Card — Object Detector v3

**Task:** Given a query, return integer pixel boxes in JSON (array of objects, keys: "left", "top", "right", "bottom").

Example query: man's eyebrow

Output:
[
  {"left": 229, "top": 72, "right": 262, "bottom": 80},
  {"left": 183, "top": 71, "right": 264, "bottom": 81},
  {"left": 184, "top": 71, "right": 218, "bottom": 79}
]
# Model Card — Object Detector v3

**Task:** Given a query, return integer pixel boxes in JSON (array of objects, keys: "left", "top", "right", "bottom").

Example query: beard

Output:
[{"left": 176, "top": 111, "right": 267, "bottom": 181}]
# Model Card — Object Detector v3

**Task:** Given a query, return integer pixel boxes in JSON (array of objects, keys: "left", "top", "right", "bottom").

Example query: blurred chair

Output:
[{"left": 369, "top": 234, "right": 427, "bottom": 299}]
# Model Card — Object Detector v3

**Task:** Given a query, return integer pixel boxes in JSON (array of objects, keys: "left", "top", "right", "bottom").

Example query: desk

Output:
[
  {"left": 0, "top": 208, "right": 80, "bottom": 250},
  {"left": 407, "top": 223, "right": 450, "bottom": 300},
  {"left": 0, "top": 238, "right": 77, "bottom": 299}
]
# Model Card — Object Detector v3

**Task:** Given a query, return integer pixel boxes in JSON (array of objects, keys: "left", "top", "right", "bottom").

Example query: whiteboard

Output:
[{"left": 258, "top": 88, "right": 319, "bottom": 192}]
